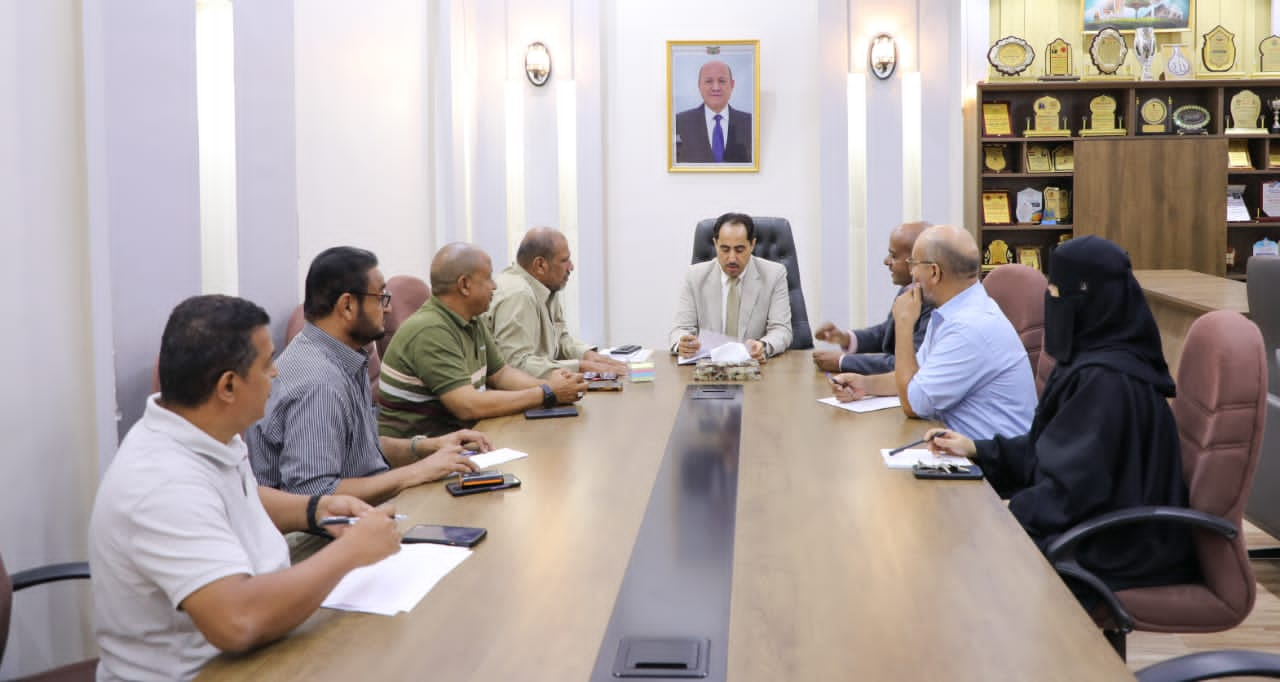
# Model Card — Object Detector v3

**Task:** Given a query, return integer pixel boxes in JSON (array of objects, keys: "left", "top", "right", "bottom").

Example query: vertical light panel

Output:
[
  {"left": 556, "top": 79, "right": 582, "bottom": 332},
  {"left": 196, "top": 0, "right": 238, "bottom": 294},
  {"left": 505, "top": 79, "right": 525, "bottom": 251},
  {"left": 847, "top": 72, "right": 868, "bottom": 329},
  {"left": 901, "top": 70, "right": 922, "bottom": 222}
]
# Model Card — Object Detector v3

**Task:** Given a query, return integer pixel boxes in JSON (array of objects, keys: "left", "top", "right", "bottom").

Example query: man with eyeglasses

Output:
[
  {"left": 812, "top": 221, "right": 932, "bottom": 374},
  {"left": 831, "top": 225, "right": 1035, "bottom": 439},
  {"left": 248, "top": 246, "right": 485, "bottom": 505}
]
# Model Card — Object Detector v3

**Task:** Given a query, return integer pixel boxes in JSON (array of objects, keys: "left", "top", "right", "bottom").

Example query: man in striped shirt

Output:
[
  {"left": 379, "top": 243, "right": 588, "bottom": 438},
  {"left": 248, "top": 247, "right": 485, "bottom": 505}
]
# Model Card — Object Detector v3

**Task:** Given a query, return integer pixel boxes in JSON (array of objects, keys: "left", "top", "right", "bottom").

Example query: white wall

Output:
[
  {"left": 0, "top": 1, "right": 99, "bottom": 675},
  {"left": 294, "top": 0, "right": 435, "bottom": 287},
  {"left": 604, "top": 0, "right": 824, "bottom": 347}
]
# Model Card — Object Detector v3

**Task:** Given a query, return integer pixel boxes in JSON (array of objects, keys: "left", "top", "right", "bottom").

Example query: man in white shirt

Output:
[{"left": 90, "top": 295, "right": 401, "bottom": 681}]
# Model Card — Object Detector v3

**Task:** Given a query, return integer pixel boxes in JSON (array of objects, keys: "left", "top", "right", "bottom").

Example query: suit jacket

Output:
[
  {"left": 840, "top": 287, "right": 934, "bottom": 374},
  {"left": 674, "top": 104, "right": 752, "bottom": 163},
  {"left": 669, "top": 257, "right": 792, "bottom": 356}
]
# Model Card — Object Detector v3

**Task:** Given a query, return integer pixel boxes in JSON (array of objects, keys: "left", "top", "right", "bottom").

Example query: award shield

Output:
[
  {"left": 1051, "top": 144, "right": 1074, "bottom": 171},
  {"left": 1015, "top": 187, "right": 1044, "bottom": 224},
  {"left": 982, "top": 239, "right": 1015, "bottom": 273},
  {"left": 1080, "top": 95, "right": 1124, "bottom": 136},
  {"left": 1088, "top": 28, "right": 1128, "bottom": 78},
  {"left": 1200, "top": 25, "right": 1241, "bottom": 77},
  {"left": 983, "top": 144, "right": 1008, "bottom": 173},
  {"left": 1023, "top": 95, "right": 1072, "bottom": 137},
  {"left": 1226, "top": 90, "right": 1265, "bottom": 134},
  {"left": 1025, "top": 144, "right": 1052, "bottom": 173},
  {"left": 1261, "top": 35, "right": 1280, "bottom": 75},
  {"left": 1039, "top": 38, "right": 1078, "bottom": 81},
  {"left": 988, "top": 36, "right": 1035, "bottom": 77}
]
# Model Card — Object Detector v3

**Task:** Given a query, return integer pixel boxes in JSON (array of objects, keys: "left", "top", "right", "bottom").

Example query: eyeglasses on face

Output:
[
  {"left": 905, "top": 258, "right": 938, "bottom": 269},
  {"left": 351, "top": 291, "right": 392, "bottom": 307}
]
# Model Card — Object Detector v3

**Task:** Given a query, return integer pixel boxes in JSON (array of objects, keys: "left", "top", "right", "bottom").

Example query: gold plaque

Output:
[
  {"left": 1051, "top": 144, "right": 1074, "bottom": 171},
  {"left": 1043, "top": 187, "right": 1070, "bottom": 222},
  {"left": 1025, "top": 144, "right": 1052, "bottom": 173},
  {"left": 1089, "top": 27, "right": 1128, "bottom": 76},
  {"left": 1023, "top": 95, "right": 1071, "bottom": 137},
  {"left": 1017, "top": 247, "right": 1041, "bottom": 271},
  {"left": 1080, "top": 95, "right": 1124, "bottom": 136},
  {"left": 983, "top": 144, "right": 1008, "bottom": 173},
  {"left": 1227, "top": 90, "right": 1264, "bottom": 134},
  {"left": 1228, "top": 139, "right": 1253, "bottom": 169},
  {"left": 988, "top": 36, "right": 1035, "bottom": 76},
  {"left": 982, "top": 190, "right": 1012, "bottom": 225},
  {"left": 982, "top": 102, "right": 1013, "bottom": 136},
  {"left": 1042, "top": 38, "right": 1075, "bottom": 79},
  {"left": 1140, "top": 97, "right": 1169, "bottom": 134},
  {"left": 1261, "top": 35, "right": 1280, "bottom": 73},
  {"left": 1202, "top": 25, "right": 1238, "bottom": 73},
  {"left": 983, "top": 239, "right": 1015, "bottom": 270}
]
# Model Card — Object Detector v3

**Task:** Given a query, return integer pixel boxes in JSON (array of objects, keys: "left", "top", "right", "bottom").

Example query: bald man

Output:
[
  {"left": 378, "top": 243, "right": 588, "bottom": 438},
  {"left": 674, "top": 59, "right": 753, "bottom": 163},
  {"left": 813, "top": 222, "right": 933, "bottom": 374},
  {"left": 830, "top": 225, "right": 1035, "bottom": 439},
  {"left": 486, "top": 228, "right": 628, "bottom": 378}
]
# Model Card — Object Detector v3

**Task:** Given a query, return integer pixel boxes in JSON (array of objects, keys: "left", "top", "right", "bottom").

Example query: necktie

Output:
[
  {"left": 712, "top": 114, "right": 725, "bottom": 162},
  {"left": 725, "top": 276, "right": 740, "bottom": 337}
]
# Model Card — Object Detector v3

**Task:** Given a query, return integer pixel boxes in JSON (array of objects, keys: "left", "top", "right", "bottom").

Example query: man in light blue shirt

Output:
[{"left": 831, "top": 224, "right": 1035, "bottom": 439}]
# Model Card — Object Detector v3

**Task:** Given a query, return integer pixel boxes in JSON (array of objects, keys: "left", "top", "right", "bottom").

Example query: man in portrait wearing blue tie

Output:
[{"left": 674, "top": 60, "right": 753, "bottom": 163}]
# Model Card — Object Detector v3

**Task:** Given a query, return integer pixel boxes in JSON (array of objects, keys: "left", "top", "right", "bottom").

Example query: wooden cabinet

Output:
[{"left": 975, "top": 79, "right": 1280, "bottom": 280}]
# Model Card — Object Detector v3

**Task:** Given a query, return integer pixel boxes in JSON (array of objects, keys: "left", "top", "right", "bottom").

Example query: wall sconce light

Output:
[
  {"left": 525, "top": 42, "right": 552, "bottom": 86},
  {"left": 869, "top": 33, "right": 897, "bottom": 80}
]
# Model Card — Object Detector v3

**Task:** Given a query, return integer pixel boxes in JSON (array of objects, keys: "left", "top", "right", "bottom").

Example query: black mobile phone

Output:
[
  {"left": 524, "top": 406, "right": 579, "bottom": 419},
  {"left": 446, "top": 473, "right": 522, "bottom": 497},
  {"left": 912, "top": 463, "right": 984, "bottom": 480},
  {"left": 401, "top": 524, "right": 487, "bottom": 547}
]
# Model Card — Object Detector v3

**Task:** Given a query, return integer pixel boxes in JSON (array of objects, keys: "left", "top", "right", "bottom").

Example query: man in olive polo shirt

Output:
[{"left": 378, "top": 243, "right": 588, "bottom": 437}]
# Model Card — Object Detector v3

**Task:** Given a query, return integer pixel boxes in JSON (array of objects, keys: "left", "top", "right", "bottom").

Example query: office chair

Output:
[
  {"left": 378, "top": 275, "right": 431, "bottom": 359},
  {"left": 1245, "top": 256, "right": 1280, "bottom": 553},
  {"left": 1135, "top": 649, "right": 1280, "bottom": 682},
  {"left": 981, "top": 264, "right": 1047, "bottom": 393},
  {"left": 1047, "top": 310, "right": 1266, "bottom": 660},
  {"left": 691, "top": 217, "right": 813, "bottom": 350},
  {"left": 284, "top": 304, "right": 382, "bottom": 401},
  {"left": 1, "top": 553, "right": 96, "bottom": 681}
]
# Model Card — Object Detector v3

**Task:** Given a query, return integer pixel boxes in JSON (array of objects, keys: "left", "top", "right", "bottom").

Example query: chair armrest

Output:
[
  {"left": 1136, "top": 649, "right": 1280, "bottom": 682},
  {"left": 1045, "top": 506, "right": 1237, "bottom": 563},
  {"left": 11, "top": 561, "right": 90, "bottom": 591}
]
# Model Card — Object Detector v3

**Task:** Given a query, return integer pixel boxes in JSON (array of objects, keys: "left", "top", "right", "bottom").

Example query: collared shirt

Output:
[
  {"left": 838, "top": 286, "right": 933, "bottom": 374},
  {"left": 91, "top": 396, "right": 289, "bottom": 681},
  {"left": 485, "top": 264, "right": 591, "bottom": 377},
  {"left": 906, "top": 281, "right": 1036, "bottom": 440},
  {"left": 703, "top": 104, "right": 731, "bottom": 152},
  {"left": 379, "top": 297, "right": 506, "bottom": 437},
  {"left": 720, "top": 266, "right": 743, "bottom": 335},
  {"left": 247, "top": 323, "right": 388, "bottom": 495}
]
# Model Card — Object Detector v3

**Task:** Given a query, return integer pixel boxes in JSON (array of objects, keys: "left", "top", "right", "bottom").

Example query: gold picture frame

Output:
[{"left": 668, "top": 40, "right": 761, "bottom": 173}]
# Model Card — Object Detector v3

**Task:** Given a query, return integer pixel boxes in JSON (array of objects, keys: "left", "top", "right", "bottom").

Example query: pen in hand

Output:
[
  {"left": 825, "top": 372, "right": 838, "bottom": 385},
  {"left": 319, "top": 514, "right": 408, "bottom": 526},
  {"left": 887, "top": 431, "right": 947, "bottom": 456}
]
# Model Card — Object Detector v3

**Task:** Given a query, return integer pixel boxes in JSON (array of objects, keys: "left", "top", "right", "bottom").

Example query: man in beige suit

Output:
[{"left": 669, "top": 212, "right": 792, "bottom": 362}]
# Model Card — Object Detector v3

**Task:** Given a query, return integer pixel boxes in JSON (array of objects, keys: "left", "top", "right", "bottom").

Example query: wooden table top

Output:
[
  {"left": 199, "top": 352, "right": 1133, "bottom": 681},
  {"left": 1134, "top": 268, "right": 1249, "bottom": 317}
]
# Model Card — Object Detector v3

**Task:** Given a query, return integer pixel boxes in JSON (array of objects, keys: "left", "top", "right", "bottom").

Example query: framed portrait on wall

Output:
[
  {"left": 667, "top": 40, "right": 760, "bottom": 173},
  {"left": 1082, "top": 0, "right": 1193, "bottom": 32}
]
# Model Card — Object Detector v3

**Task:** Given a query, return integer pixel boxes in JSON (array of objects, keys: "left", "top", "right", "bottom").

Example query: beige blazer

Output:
[{"left": 668, "top": 257, "right": 793, "bottom": 356}]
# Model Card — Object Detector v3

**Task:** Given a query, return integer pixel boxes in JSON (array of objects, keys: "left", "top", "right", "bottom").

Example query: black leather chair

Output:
[
  {"left": 1135, "top": 650, "right": 1280, "bottom": 681},
  {"left": 1, "top": 553, "right": 96, "bottom": 681},
  {"left": 691, "top": 217, "right": 813, "bottom": 350}
]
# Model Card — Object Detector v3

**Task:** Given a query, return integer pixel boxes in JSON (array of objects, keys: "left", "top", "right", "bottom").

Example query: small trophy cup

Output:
[
  {"left": 1270, "top": 97, "right": 1280, "bottom": 131},
  {"left": 1134, "top": 27, "right": 1157, "bottom": 81}
]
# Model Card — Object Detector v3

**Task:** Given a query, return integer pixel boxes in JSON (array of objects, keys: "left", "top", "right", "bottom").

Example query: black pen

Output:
[{"left": 888, "top": 431, "right": 946, "bottom": 456}]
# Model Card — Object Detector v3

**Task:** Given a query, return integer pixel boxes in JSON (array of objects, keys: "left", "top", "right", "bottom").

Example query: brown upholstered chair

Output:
[
  {"left": 982, "top": 264, "right": 1048, "bottom": 393},
  {"left": 1047, "top": 310, "right": 1267, "bottom": 660},
  {"left": 378, "top": 275, "right": 431, "bottom": 358},
  {"left": 1, "top": 554, "right": 96, "bottom": 681},
  {"left": 284, "top": 303, "right": 381, "bottom": 401}
]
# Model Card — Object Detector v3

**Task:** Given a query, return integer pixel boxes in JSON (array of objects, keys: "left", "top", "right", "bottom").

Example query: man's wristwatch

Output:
[{"left": 540, "top": 383, "right": 556, "bottom": 408}]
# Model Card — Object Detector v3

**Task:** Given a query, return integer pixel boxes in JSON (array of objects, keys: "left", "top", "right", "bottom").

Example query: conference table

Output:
[{"left": 198, "top": 352, "right": 1133, "bottom": 681}]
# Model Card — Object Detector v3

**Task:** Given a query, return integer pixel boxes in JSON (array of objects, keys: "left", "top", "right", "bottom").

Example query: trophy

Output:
[
  {"left": 1270, "top": 96, "right": 1280, "bottom": 132},
  {"left": 1134, "top": 27, "right": 1157, "bottom": 81}
]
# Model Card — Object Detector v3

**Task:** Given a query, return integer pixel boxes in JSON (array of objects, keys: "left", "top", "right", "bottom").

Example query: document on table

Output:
[
  {"left": 879, "top": 448, "right": 972, "bottom": 470},
  {"left": 468, "top": 447, "right": 528, "bottom": 469},
  {"left": 817, "top": 395, "right": 901, "bottom": 413},
  {"left": 322, "top": 543, "right": 472, "bottom": 616},
  {"left": 675, "top": 330, "right": 738, "bottom": 365}
]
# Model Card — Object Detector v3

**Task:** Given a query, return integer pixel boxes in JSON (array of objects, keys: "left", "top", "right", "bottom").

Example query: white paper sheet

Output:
[
  {"left": 322, "top": 543, "right": 472, "bottom": 616},
  {"left": 676, "top": 330, "right": 738, "bottom": 365},
  {"left": 468, "top": 447, "right": 528, "bottom": 470},
  {"left": 879, "top": 448, "right": 973, "bottom": 470},
  {"left": 816, "top": 395, "right": 902, "bottom": 413}
]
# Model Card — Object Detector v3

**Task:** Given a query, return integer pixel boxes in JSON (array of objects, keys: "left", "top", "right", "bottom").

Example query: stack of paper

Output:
[
  {"left": 630, "top": 362, "right": 655, "bottom": 382},
  {"left": 468, "top": 447, "right": 528, "bottom": 469},
  {"left": 879, "top": 448, "right": 972, "bottom": 470},
  {"left": 322, "top": 543, "right": 472, "bottom": 616},
  {"left": 817, "top": 395, "right": 901, "bottom": 413}
]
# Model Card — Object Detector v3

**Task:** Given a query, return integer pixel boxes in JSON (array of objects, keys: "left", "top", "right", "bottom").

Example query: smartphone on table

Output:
[{"left": 401, "top": 524, "right": 487, "bottom": 547}]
